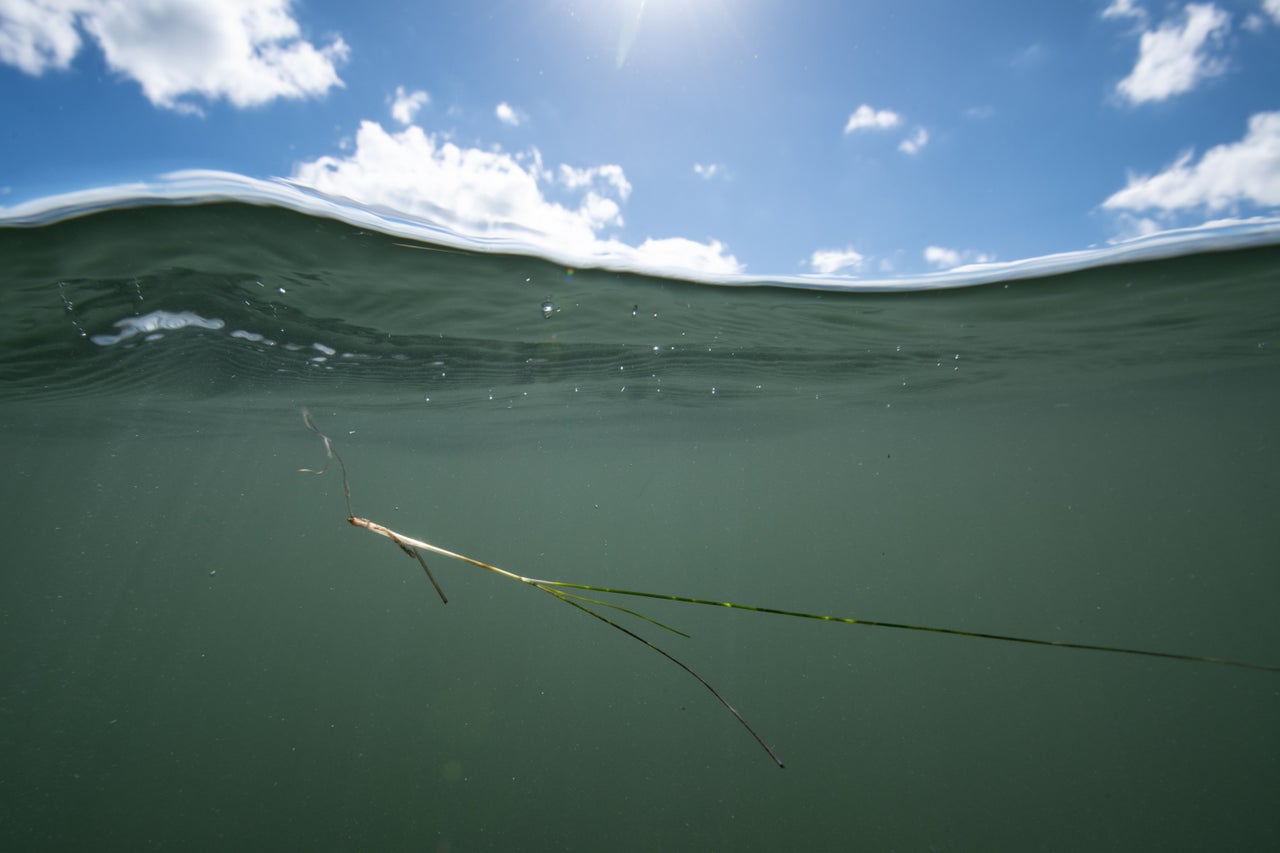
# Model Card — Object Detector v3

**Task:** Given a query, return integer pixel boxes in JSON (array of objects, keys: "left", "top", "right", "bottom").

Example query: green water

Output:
[{"left": 2, "top": 204, "right": 1279, "bottom": 851}]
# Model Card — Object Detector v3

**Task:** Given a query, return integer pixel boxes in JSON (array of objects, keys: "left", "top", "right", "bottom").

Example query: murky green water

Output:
[{"left": 2, "top": 204, "right": 1279, "bottom": 850}]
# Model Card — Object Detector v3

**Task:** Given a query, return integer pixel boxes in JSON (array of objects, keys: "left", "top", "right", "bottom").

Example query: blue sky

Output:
[{"left": 2, "top": 0, "right": 1279, "bottom": 278}]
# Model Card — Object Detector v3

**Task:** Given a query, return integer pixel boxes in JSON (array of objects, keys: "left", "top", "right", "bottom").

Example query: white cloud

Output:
[
  {"left": 1102, "top": 0, "right": 1148, "bottom": 24},
  {"left": 290, "top": 120, "right": 741, "bottom": 275},
  {"left": 0, "top": 0, "right": 348, "bottom": 112},
  {"left": 843, "top": 104, "right": 927, "bottom": 154},
  {"left": 495, "top": 101, "right": 523, "bottom": 126},
  {"left": 844, "top": 104, "right": 902, "bottom": 134},
  {"left": 809, "top": 247, "right": 865, "bottom": 274},
  {"left": 558, "top": 163, "right": 632, "bottom": 200},
  {"left": 1245, "top": 0, "right": 1280, "bottom": 30},
  {"left": 1102, "top": 111, "right": 1280, "bottom": 213},
  {"left": 293, "top": 122, "right": 606, "bottom": 242},
  {"left": 693, "top": 162, "right": 722, "bottom": 179},
  {"left": 0, "top": 0, "right": 83, "bottom": 73},
  {"left": 898, "top": 127, "right": 929, "bottom": 155},
  {"left": 390, "top": 86, "right": 429, "bottom": 125},
  {"left": 923, "top": 246, "right": 962, "bottom": 268},
  {"left": 575, "top": 191, "right": 622, "bottom": 232},
  {"left": 632, "top": 237, "right": 742, "bottom": 276},
  {"left": 1116, "top": 3, "right": 1230, "bottom": 104},
  {"left": 1109, "top": 212, "right": 1165, "bottom": 241},
  {"left": 924, "top": 246, "right": 994, "bottom": 269}
]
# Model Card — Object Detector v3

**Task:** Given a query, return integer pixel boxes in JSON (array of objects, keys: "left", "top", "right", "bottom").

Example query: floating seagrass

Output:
[{"left": 300, "top": 409, "right": 1277, "bottom": 768}]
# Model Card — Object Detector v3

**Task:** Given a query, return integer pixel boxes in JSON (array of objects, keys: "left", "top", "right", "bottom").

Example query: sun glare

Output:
[{"left": 612, "top": 0, "right": 738, "bottom": 69}]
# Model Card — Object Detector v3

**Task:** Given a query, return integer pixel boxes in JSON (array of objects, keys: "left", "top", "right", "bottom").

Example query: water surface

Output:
[{"left": 2, "top": 202, "right": 1278, "bottom": 851}]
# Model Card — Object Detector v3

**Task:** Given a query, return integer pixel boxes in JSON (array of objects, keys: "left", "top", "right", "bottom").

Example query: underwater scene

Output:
[{"left": 1, "top": 198, "right": 1279, "bottom": 851}]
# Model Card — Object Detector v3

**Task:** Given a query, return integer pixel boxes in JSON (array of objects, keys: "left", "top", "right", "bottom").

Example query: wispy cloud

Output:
[
  {"left": 390, "top": 86, "right": 429, "bottom": 125},
  {"left": 844, "top": 104, "right": 902, "bottom": 134},
  {"left": 1102, "top": 111, "right": 1280, "bottom": 214},
  {"left": 0, "top": 0, "right": 347, "bottom": 113},
  {"left": 898, "top": 127, "right": 929, "bottom": 155},
  {"left": 1101, "top": 0, "right": 1148, "bottom": 26},
  {"left": 924, "top": 245, "right": 994, "bottom": 269},
  {"left": 1247, "top": 0, "right": 1280, "bottom": 30},
  {"left": 495, "top": 101, "right": 524, "bottom": 126},
  {"left": 844, "top": 104, "right": 927, "bottom": 155},
  {"left": 290, "top": 121, "right": 741, "bottom": 275},
  {"left": 809, "top": 247, "right": 865, "bottom": 274},
  {"left": 1010, "top": 43, "right": 1047, "bottom": 70},
  {"left": 693, "top": 162, "right": 724, "bottom": 180},
  {"left": 1115, "top": 3, "right": 1230, "bottom": 104},
  {"left": 558, "top": 163, "right": 632, "bottom": 201},
  {"left": 1108, "top": 213, "right": 1165, "bottom": 242}
]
